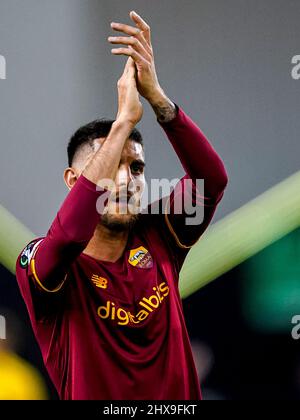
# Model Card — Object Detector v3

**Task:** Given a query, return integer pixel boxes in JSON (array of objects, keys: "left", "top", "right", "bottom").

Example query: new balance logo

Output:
[{"left": 91, "top": 275, "right": 108, "bottom": 289}]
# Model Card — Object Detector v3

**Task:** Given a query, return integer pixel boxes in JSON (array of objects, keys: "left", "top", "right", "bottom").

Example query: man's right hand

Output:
[{"left": 116, "top": 57, "right": 143, "bottom": 126}]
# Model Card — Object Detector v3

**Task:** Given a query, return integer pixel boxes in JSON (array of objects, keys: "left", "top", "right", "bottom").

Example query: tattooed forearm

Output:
[{"left": 149, "top": 92, "right": 178, "bottom": 123}]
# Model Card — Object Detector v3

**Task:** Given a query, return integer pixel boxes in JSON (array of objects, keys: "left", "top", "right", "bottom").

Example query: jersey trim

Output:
[
  {"left": 164, "top": 195, "right": 201, "bottom": 249},
  {"left": 29, "top": 241, "right": 67, "bottom": 293}
]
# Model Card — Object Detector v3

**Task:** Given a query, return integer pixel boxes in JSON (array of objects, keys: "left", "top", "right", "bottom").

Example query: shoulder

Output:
[{"left": 16, "top": 237, "right": 45, "bottom": 275}]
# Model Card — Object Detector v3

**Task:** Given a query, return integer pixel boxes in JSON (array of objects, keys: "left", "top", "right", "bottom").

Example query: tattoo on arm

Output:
[{"left": 151, "top": 97, "right": 178, "bottom": 123}]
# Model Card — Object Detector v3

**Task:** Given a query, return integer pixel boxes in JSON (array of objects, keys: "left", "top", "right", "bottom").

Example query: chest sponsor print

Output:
[{"left": 97, "top": 280, "right": 170, "bottom": 326}]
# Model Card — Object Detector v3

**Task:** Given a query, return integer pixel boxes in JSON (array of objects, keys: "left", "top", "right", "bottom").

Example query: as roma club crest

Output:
[{"left": 128, "top": 246, "right": 153, "bottom": 269}]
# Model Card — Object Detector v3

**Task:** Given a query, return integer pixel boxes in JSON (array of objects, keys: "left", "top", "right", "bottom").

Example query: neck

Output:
[{"left": 83, "top": 223, "right": 130, "bottom": 263}]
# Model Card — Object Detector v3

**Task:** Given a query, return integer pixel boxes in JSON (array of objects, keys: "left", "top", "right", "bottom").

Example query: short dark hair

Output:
[{"left": 67, "top": 118, "right": 144, "bottom": 167}]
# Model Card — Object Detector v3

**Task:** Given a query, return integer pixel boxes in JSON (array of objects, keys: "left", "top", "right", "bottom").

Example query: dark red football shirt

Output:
[{"left": 16, "top": 104, "right": 228, "bottom": 400}]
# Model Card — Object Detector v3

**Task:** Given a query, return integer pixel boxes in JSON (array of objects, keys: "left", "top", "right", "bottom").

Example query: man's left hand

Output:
[{"left": 108, "top": 11, "right": 163, "bottom": 104}]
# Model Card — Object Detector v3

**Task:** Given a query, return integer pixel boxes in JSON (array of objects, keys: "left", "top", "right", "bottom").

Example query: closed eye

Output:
[{"left": 131, "top": 160, "right": 145, "bottom": 175}]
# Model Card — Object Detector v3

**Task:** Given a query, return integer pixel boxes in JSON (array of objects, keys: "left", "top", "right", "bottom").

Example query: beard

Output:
[
  {"left": 100, "top": 196, "right": 142, "bottom": 232},
  {"left": 100, "top": 212, "right": 140, "bottom": 232}
]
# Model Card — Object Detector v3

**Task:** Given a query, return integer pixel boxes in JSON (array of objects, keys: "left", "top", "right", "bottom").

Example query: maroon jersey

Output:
[{"left": 16, "top": 104, "right": 228, "bottom": 400}]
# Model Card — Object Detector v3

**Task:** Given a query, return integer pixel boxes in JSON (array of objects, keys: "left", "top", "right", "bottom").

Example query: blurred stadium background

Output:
[{"left": 0, "top": 0, "right": 300, "bottom": 400}]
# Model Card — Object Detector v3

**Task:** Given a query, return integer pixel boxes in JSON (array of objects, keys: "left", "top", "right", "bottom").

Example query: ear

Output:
[{"left": 63, "top": 167, "right": 79, "bottom": 190}]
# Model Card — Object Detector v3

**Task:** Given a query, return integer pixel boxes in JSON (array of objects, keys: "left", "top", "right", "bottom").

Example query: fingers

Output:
[
  {"left": 121, "top": 57, "right": 136, "bottom": 77},
  {"left": 108, "top": 35, "right": 152, "bottom": 63},
  {"left": 129, "top": 11, "right": 151, "bottom": 45},
  {"left": 120, "top": 57, "right": 130, "bottom": 77},
  {"left": 110, "top": 12, "right": 153, "bottom": 70},
  {"left": 125, "top": 56, "right": 134, "bottom": 68},
  {"left": 127, "top": 57, "right": 137, "bottom": 75},
  {"left": 110, "top": 21, "right": 152, "bottom": 56},
  {"left": 112, "top": 46, "right": 149, "bottom": 68}
]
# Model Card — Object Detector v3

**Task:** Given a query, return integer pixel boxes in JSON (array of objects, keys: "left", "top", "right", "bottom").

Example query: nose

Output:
[{"left": 115, "top": 164, "right": 134, "bottom": 191}]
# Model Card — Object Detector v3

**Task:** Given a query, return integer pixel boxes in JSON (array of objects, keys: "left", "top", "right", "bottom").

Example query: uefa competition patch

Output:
[
  {"left": 128, "top": 246, "right": 153, "bottom": 269},
  {"left": 19, "top": 239, "right": 43, "bottom": 269}
]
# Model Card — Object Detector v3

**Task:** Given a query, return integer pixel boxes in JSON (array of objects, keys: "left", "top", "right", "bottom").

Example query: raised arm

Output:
[
  {"left": 152, "top": 96, "right": 228, "bottom": 201},
  {"left": 108, "top": 11, "right": 227, "bottom": 197},
  {"left": 109, "top": 11, "right": 228, "bottom": 266},
  {"left": 154, "top": 99, "right": 228, "bottom": 254},
  {"left": 16, "top": 58, "right": 143, "bottom": 296}
]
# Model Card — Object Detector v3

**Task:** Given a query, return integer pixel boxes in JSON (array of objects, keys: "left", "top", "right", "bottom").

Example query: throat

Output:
[{"left": 83, "top": 224, "right": 130, "bottom": 263}]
